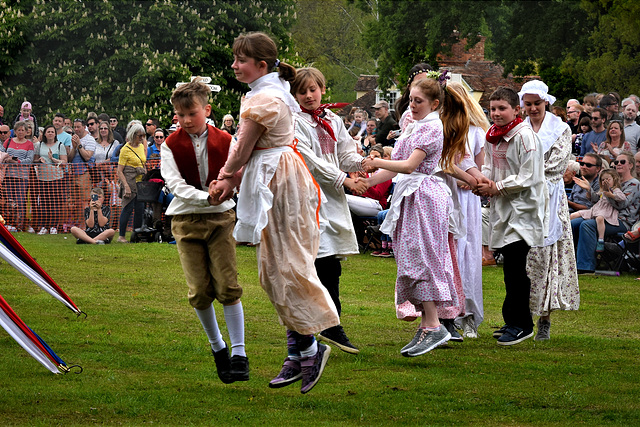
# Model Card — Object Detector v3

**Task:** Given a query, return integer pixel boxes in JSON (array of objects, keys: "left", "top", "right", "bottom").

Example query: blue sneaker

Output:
[{"left": 496, "top": 326, "right": 533, "bottom": 346}]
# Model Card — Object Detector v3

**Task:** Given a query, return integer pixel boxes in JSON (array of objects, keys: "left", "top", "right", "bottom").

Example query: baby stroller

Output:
[{"left": 130, "top": 168, "right": 172, "bottom": 243}]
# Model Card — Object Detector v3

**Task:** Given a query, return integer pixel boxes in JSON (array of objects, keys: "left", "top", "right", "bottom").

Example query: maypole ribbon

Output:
[
  {"left": 0, "top": 295, "right": 82, "bottom": 374},
  {"left": 0, "top": 223, "right": 84, "bottom": 316}
]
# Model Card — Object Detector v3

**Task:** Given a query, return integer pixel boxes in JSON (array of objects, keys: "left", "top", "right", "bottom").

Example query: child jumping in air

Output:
[
  {"left": 161, "top": 79, "right": 248, "bottom": 384},
  {"left": 210, "top": 32, "right": 339, "bottom": 394},
  {"left": 292, "top": 67, "right": 368, "bottom": 355},
  {"left": 570, "top": 169, "right": 626, "bottom": 252}
]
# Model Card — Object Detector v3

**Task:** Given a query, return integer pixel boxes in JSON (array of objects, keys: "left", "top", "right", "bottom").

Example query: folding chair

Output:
[{"left": 597, "top": 233, "right": 640, "bottom": 273}]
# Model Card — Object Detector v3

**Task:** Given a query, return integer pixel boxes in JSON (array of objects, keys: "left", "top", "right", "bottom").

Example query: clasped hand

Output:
[
  {"left": 208, "top": 179, "right": 235, "bottom": 205},
  {"left": 472, "top": 176, "right": 498, "bottom": 197}
]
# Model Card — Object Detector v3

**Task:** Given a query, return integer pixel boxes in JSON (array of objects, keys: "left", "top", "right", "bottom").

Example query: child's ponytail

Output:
[
  {"left": 440, "top": 83, "right": 469, "bottom": 173},
  {"left": 276, "top": 61, "right": 296, "bottom": 83}
]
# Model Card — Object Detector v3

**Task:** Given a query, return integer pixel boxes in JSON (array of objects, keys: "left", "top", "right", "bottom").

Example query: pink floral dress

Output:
[{"left": 384, "top": 113, "right": 459, "bottom": 316}]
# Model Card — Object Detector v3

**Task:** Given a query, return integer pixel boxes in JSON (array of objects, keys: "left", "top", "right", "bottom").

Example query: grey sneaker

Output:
[
  {"left": 400, "top": 328, "right": 423, "bottom": 355},
  {"left": 462, "top": 316, "right": 478, "bottom": 339},
  {"left": 535, "top": 318, "right": 551, "bottom": 341},
  {"left": 405, "top": 325, "right": 451, "bottom": 357}
]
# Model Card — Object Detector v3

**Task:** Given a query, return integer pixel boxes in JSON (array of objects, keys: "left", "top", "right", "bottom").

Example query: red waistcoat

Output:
[{"left": 165, "top": 125, "right": 232, "bottom": 190}]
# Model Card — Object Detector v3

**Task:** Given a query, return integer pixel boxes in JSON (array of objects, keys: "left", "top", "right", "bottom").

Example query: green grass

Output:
[{"left": 0, "top": 234, "right": 639, "bottom": 426}]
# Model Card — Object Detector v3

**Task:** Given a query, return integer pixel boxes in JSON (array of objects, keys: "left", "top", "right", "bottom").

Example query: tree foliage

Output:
[
  {"left": 357, "top": 0, "right": 640, "bottom": 102},
  {"left": 0, "top": 0, "right": 295, "bottom": 126},
  {"left": 354, "top": 0, "right": 486, "bottom": 90},
  {"left": 291, "top": 0, "right": 376, "bottom": 102},
  {"left": 578, "top": 0, "right": 640, "bottom": 95}
]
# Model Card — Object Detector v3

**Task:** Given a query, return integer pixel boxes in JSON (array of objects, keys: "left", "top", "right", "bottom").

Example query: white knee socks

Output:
[
  {"left": 223, "top": 302, "right": 246, "bottom": 357},
  {"left": 194, "top": 305, "right": 225, "bottom": 352}
]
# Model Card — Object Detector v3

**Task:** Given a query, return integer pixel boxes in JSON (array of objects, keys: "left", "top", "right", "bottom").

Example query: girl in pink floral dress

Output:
[{"left": 363, "top": 76, "right": 473, "bottom": 357}]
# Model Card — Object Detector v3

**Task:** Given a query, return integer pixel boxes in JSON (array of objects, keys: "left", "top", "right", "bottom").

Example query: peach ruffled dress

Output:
[{"left": 221, "top": 77, "right": 339, "bottom": 335}]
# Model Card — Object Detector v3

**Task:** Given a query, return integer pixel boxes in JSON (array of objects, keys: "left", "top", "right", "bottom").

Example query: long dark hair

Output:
[{"left": 395, "top": 63, "right": 433, "bottom": 120}]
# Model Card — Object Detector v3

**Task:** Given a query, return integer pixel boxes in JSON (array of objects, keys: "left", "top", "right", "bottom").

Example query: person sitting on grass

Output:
[{"left": 70, "top": 187, "right": 115, "bottom": 244}]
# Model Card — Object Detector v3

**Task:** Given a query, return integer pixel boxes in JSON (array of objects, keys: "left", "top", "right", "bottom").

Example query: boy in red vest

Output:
[{"left": 161, "top": 79, "right": 247, "bottom": 383}]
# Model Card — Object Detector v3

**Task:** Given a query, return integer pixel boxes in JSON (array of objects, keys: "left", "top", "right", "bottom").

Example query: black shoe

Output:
[
  {"left": 317, "top": 325, "right": 359, "bottom": 354},
  {"left": 212, "top": 344, "right": 234, "bottom": 384},
  {"left": 230, "top": 355, "right": 250, "bottom": 382},
  {"left": 496, "top": 326, "right": 534, "bottom": 346},
  {"left": 493, "top": 324, "right": 508, "bottom": 339},
  {"left": 441, "top": 319, "right": 463, "bottom": 342}
]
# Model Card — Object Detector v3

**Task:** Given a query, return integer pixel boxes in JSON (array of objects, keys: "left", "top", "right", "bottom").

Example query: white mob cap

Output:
[{"left": 518, "top": 80, "right": 556, "bottom": 107}]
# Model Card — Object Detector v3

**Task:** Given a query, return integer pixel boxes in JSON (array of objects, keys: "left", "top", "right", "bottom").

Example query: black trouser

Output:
[
  {"left": 315, "top": 256, "right": 342, "bottom": 316},
  {"left": 501, "top": 240, "right": 533, "bottom": 331}
]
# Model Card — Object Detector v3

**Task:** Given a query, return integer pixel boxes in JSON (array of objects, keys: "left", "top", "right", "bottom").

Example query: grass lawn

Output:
[{"left": 0, "top": 233, "right": 639, "bottom": 426}]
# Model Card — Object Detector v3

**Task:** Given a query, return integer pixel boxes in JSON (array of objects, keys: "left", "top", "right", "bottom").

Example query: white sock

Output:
[
  {"left": 194, "top": 305, "right": 225, "bottom": 352},
  {"left": 223, "top": 302, "right": 246, "bottom": 357},
  {"left": 300, "top": 339, "right": 318, "bottom": 358}
]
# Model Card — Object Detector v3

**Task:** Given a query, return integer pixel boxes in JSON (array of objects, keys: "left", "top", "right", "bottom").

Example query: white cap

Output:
[{"left": 518, "top": 80, "right": 556, "bottom": 107}]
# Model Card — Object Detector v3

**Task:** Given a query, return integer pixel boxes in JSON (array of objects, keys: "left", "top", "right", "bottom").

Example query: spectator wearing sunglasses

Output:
[
  {"left": 144, "top": 118, "right": 159, "bottom": 146},
  {"left": 599, "top": 94, "right": 623, "bottom": 122},
  {"left": 147, "top": 128, "right": 166, "bottom": 159},
  {"left": 572, "top": 151, "right": 640, "bottom": 273},
  {"left": 0, "top": 124, "right": 10, "bottom": 144},
  {"left": 568, "top": 153, "right": 602, "bottom": 212},
  {"left": 579, "top": 108, "right": 608, "bottom": 157}
]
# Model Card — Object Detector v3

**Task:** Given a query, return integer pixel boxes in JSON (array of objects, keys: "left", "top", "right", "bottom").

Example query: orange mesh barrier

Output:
[{"left": 0, "top": 159, "right": 162, "bottom": 233}]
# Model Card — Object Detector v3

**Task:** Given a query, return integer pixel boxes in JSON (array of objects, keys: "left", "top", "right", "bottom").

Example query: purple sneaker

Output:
[
  {"left": 300, "top": 343, "right": 331, "bottom": 394},
  {"left": 268, "top": 357, "right": 302, "bottom": 389}
]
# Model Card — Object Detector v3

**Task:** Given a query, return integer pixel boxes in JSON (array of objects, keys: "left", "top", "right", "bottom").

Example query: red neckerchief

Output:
[
  {"left": 486, "top": 117, "right": 523, "bottom": 144},
  {"left": 300, "top": 106, "right": 336, "bottom": 141}
]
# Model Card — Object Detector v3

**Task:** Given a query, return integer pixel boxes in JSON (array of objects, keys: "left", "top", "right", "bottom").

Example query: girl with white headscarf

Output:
[{"left": 519, "top": 80, "right": 580, "bottom": 341}]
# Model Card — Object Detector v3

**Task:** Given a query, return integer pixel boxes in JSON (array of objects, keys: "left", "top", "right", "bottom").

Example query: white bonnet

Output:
[{"left": 518, "top": 80, "right": 556, "bottom": 107}]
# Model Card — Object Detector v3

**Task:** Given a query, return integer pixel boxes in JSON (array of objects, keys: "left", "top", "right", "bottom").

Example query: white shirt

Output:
[{"left": 161, "top": 128, "right": 235, "bottom": 216}]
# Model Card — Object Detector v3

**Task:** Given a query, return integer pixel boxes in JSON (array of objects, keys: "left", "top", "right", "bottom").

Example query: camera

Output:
[{"left": 91, "top": 194, "right": 99, "bottom": 202}]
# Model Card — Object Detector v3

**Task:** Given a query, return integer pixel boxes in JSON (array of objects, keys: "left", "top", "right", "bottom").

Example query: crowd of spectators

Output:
[
  {"left": 3, "top": 89, "right": 640, "bottom": 273},
  {"left": 0, "top": 102, "right": 235, "bottom": 236}
]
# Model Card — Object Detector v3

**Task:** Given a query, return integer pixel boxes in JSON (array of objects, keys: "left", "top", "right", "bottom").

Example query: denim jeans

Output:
[{"left": 571, "top": 217, "right": 627, "bottom": 271}]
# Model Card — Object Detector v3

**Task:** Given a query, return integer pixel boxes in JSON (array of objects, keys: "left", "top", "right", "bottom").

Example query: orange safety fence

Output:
[{"left": 0, "top": 159, "right": 162, "bottom": 233}]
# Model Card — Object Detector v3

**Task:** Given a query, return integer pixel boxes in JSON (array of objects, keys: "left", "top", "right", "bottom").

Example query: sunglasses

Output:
[
  {"left": 579, "top": 162, "right": 597, "bottom": 168},
  {"left": 88, "top": 122, "right": 97, "bottom": 126},
  {"left": 99, "top": 127, "right": 109, "bottom": 130},
  {"left": 145, "top": 123, "right": 154, "bottom": 126},
  {"left": 613, "top": 159, "right": 627, "bottom": 165},
  {"left": 154, "top": 135, "right": 164, "bottom": 139},
  {"left": 591, "top": 116, "right": 602, "bottom": 120},
  {"left": 109, "top": 119, "right": 117, "bottom": 122}
]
